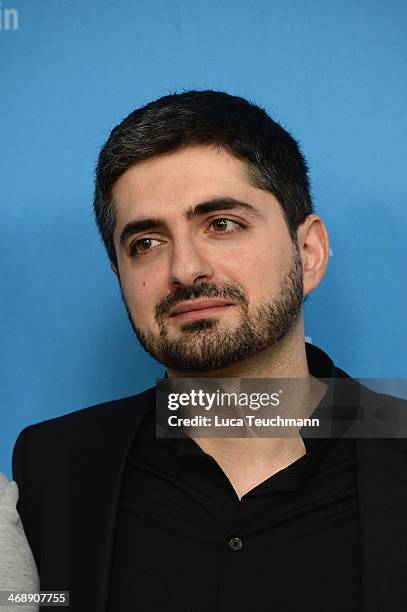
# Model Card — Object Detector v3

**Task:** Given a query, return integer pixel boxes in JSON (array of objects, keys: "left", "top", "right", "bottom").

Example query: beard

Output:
[{"left": 121, "top": 242, "right": 304, "bottom": 373}]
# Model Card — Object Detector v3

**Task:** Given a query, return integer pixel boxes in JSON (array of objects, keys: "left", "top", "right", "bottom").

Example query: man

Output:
[
  {"left": 0, "top": 473, "right": 39, "bottom": 612},
  {"left": 13, "top": 91, "right": 407, "bottom": 611}
]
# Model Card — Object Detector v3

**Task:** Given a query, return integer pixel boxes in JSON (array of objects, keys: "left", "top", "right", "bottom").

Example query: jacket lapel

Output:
[
  {"left": 357, "top": 436, "right": 407, "bottom": 612},
  {"left": 67, "top": 387, "right": 155, "bottom": 612}
]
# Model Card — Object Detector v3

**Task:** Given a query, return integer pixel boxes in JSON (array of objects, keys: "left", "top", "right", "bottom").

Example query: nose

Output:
[{"left": 169, "top": 237, "right": 215, "bottom": 287}]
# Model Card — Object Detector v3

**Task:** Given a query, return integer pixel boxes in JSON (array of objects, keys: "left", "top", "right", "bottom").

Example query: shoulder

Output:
[
  {"left": 0, "top": 474, "right": 20, "bottom": 531},
  {"left": 0, "top": 473, "right": 39, "bottom": 592},
  {"left": 15, "top": 385, "right": 155, "bottom": 443},
  {"left": 333, "top": 368, "right": 407, "bottom": 447},
  {"left": 0, "top": 473, "right": 17, "bottom": 511},
  {"left": 0, "top": 472, "right": 10, "bottom": 497},
  {"left": 353, "top": 377, "right": 407, "bottom": 430},
  {"left": 12, "top": 386, "right": 155, "bottom": 490}
]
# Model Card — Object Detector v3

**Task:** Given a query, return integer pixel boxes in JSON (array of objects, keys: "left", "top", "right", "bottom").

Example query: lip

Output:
[{"left": 169, "top": 299, "right": 235, "bottom": 321}]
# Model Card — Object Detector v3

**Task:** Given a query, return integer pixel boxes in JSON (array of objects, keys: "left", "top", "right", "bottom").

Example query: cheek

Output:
[
  {"left": 221, "top": 247, "right": 281, "bottom": 297},
  {"left": 121, "top": 276, "right": 157, "bottom": 323}
]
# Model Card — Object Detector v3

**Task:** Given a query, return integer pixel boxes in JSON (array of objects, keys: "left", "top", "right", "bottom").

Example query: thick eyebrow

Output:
[
  {"left": 119, "top": 197, "right": 262, "bottom": 248},
  {"left": 184, "top": 197, "right": 262, "bottom": 221}
]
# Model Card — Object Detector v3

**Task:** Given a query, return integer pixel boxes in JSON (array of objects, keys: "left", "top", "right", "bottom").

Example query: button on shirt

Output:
[{"left": 108, "top": 347, "right": 361, "bottom": 612}]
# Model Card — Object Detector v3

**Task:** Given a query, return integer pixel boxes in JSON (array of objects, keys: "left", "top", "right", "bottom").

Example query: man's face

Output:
[{"left": 111, "top": 145, "right": 305, "bottom": 373}]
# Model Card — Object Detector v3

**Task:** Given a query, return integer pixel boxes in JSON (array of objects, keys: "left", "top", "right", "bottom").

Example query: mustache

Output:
[{"left": 155, "top": 282, "right": 248, "bottom": 320}]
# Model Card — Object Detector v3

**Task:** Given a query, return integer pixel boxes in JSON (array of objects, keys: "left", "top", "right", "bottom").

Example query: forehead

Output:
[
  {"left": 113, "top": 145, "right": 249, "bottom": 207},
  {"left": 111, "top": 145, "right": 285, "bottom": 230}
]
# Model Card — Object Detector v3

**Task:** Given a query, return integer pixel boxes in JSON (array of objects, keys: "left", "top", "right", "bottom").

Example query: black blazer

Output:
[{"left": 13, "top": 364, "right": 407, "bottom": 612}]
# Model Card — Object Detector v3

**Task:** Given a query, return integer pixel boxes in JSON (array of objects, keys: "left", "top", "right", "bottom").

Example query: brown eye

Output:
[
  {"left": 137, "top": 238, "right": 153, "bottom": 251},
  {"left": 213, "top": 219, "right": 229, "bottom": 231},
  {"left": 210, "top": 218, "right": 241, "bottom": 233},
  {"left": 130, "top": 237, "right": 160, "bottom": 255}
]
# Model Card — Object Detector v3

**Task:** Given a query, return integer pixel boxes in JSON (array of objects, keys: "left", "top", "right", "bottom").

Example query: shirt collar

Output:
[{"left": 169, "top": 343, "right": 359, "bottom": 483}]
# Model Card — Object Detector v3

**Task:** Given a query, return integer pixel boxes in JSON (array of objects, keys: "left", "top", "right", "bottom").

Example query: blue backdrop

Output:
[{"left": 1, "top": 0, "right": 406, "bottom": 478}]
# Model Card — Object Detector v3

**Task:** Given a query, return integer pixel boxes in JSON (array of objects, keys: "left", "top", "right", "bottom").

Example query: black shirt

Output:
[{"left": 108, "top": 346, "right": 361, "bottom": 611}]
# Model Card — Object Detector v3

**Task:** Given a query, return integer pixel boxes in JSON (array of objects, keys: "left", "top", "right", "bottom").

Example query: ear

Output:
[
  {"left": 111, "top": 262, "right": 120, "bottom": 281},
  {"left": 296, "top": 214, "right": 330, "bottom": 297}
]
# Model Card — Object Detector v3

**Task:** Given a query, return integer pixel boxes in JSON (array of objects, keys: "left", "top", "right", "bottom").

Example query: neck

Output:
[{"left": 164, "top": 319, "right": 328, "bottom": 499}]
